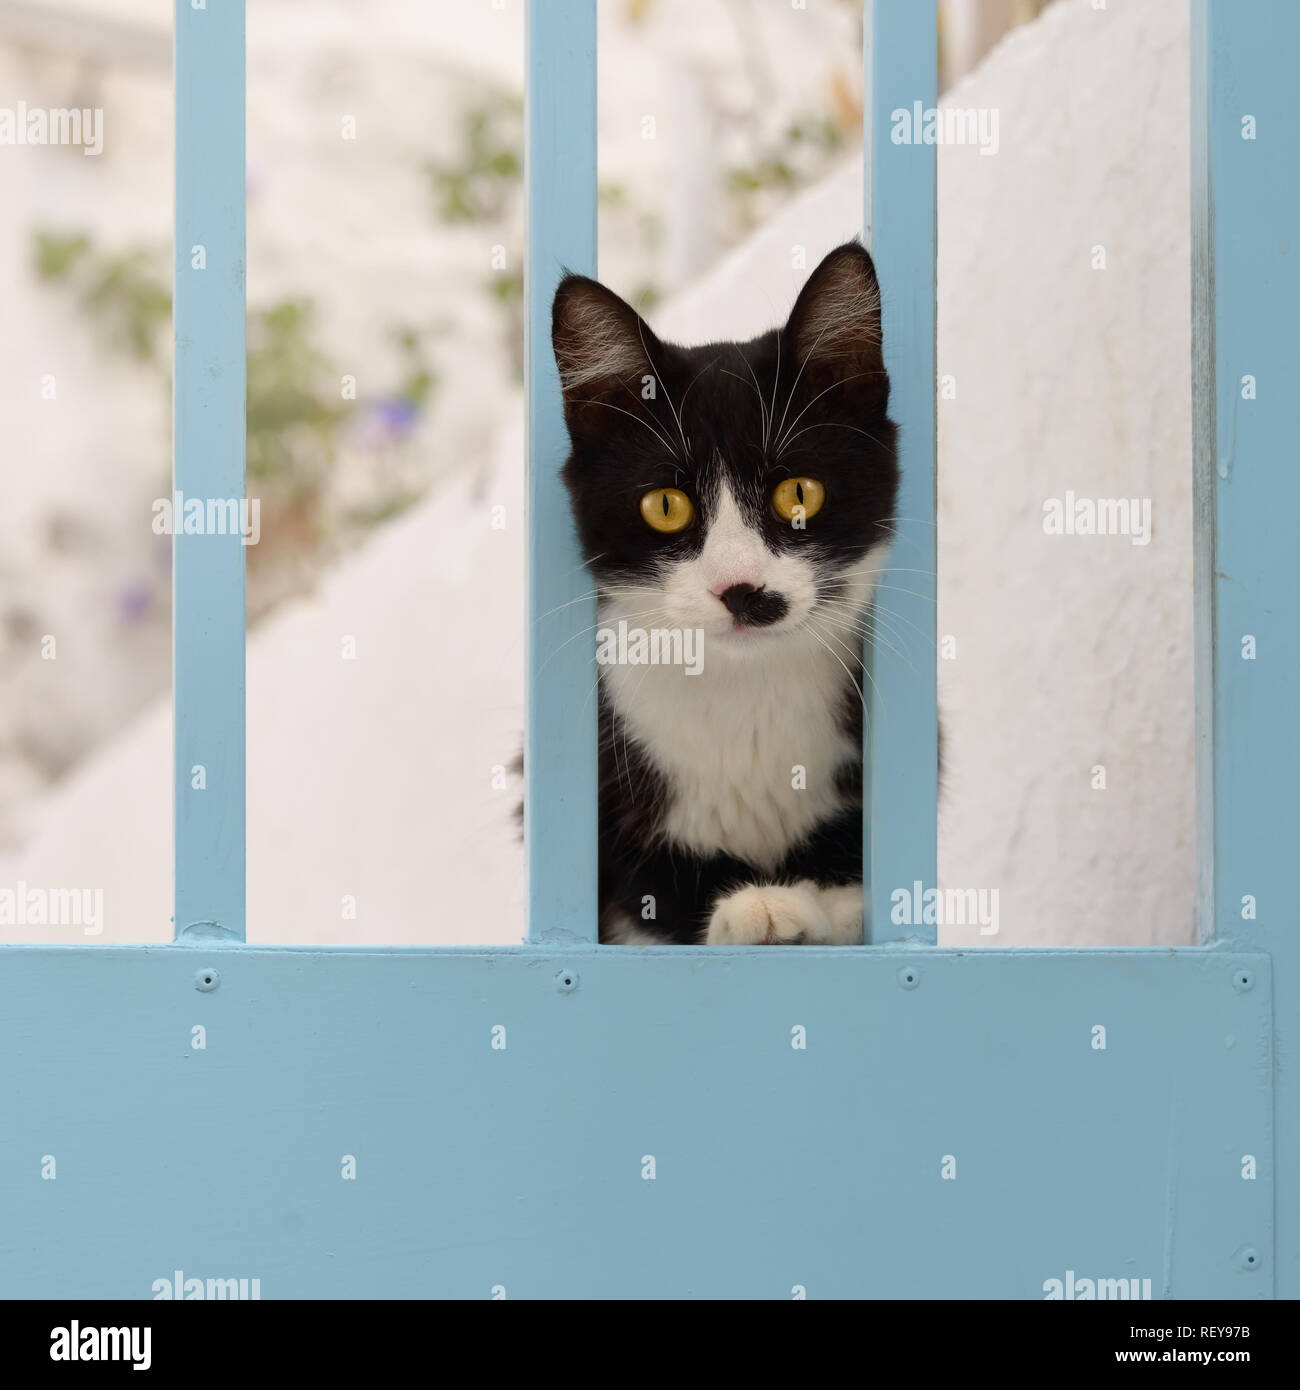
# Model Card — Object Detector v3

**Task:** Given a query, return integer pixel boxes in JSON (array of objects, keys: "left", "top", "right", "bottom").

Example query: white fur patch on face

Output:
[
  {"left": 597, "top": 476, "right": 889, "bottom": 869},
  {"left": 599, "top": 610, "right": 860, "bottom": 868},
  {"left": 597, "top": 559, "right": 884, "bottom": 869},
  {"left": 658, "top": 484, "right": 817, "bottom": 641}
]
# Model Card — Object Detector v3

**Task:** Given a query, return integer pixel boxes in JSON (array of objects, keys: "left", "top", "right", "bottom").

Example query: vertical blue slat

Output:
[
  {"left": 1189, "top": 3, "right": 1215, "bottom": 952},
  {"left": 173, "top": 1, "right": 246, "bottom": 942},
  {"left": 862, "top": 1, "right": 938, "bottom": 942},
  {"left": 525, "top": 1, "right": 598, "bottom": 942},
  {"left": 1196, "top": 0, "right": 1300, "bottom": 1297}
]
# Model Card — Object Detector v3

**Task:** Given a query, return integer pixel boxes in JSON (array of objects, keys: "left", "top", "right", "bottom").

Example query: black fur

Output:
[{"left": 594, "top": 684, "right": 866, "bottom": 943}]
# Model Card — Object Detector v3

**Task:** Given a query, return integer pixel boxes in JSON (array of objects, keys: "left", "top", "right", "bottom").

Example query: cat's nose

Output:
[{"left": 716, "top": 583, "right": 788, "bottom": 627}]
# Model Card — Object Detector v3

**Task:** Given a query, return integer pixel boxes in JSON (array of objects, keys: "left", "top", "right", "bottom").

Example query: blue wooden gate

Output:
[{"left": 0, "top": 0, "right": 1293, "bottom": 1299}]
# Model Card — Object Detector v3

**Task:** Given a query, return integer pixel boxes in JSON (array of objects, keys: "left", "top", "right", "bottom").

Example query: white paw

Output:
[
  {"left": 813, "top": 883, "right": 865, "bottom": 945},
  {"left": 706, "top": 884, "right": 833, "bottom": 945}
]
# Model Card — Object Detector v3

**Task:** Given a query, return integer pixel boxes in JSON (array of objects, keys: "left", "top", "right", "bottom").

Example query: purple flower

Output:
[
  {"left": 356, "top": 395, "right": 421, "bottom": 448},
  {"left": 118, "top": 580, "right": 153, "bottom": 623}
]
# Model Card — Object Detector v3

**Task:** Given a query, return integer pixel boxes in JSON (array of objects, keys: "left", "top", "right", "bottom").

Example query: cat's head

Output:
[{"left": 553, "top": 242, "right": 898, "bottom": 657}]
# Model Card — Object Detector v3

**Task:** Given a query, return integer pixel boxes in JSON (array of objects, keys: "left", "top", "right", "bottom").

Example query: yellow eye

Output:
[
  {"left": 772, "top": 477, "right": 826, "bottom": 522},
  {"left": 640, "top": 487, "right": 695, "bottom": 534}
]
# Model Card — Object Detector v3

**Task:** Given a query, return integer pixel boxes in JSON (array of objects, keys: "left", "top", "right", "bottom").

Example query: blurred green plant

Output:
[
  {"left": 34, "top": 230, "right": 90, "bottom": 279},
  {"left": 424, "top": 89, "right": 530, "bottom": 376},
  {"left": 388, "top": 322, "right": 437, "bottom": 410},
  {"left": 31, "top": 228, "right": 439, "bottom": 614},
  {"left": 245, "top": 297, "right": 343, "bottom": 490},
  {"left": 599, "top": 180, "right": 663, "bottom": 312},
  {"left": 628, "top": 282, "right": 661, "bottom": 315},
  {"left": 425, "top": 95, "right": 522, "bottom": 223},
  {"left": 486, "top": 267, "right": 524, "bottom": 381},
  {"left": 727, "top": 110, "right": 848, "bottom": 212},
  {"left": 34, "top": 230, "right": 171, "bottom": 361}
]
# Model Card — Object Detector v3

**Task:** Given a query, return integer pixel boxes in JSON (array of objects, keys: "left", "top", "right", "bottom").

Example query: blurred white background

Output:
[{"left": 0, "top": 0, "right": 1192, "bottom": 948}]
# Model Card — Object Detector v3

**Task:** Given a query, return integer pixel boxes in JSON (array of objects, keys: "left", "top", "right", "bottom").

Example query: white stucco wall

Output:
[{"left": 1, "top": 0, "right": 1195, "bottom": 948}]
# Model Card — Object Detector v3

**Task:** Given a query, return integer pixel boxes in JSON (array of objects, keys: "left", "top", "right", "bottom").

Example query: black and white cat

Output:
[{"left": 552, "top": 242, "right": 898, "bottom": 946}]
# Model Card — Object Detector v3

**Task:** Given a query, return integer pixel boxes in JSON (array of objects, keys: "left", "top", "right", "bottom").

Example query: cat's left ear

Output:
[{"left": 782, "top": 241, "right": 887, "bottom": 412}]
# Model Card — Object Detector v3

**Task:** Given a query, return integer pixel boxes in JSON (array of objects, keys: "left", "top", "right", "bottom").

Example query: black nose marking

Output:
[{"left": 718, "top": 584, "right": 788, "bottom": 627}]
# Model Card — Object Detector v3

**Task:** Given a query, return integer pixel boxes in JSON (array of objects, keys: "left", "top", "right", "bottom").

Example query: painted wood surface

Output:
[
  {"left": 172, "top": 0, "right": 247, "bottom": 943},
  {"left": 0, "top": 0, "right": 1291, "bottom": 1303},
  {"left": 862, "top": 2, "right": 939, "bottom": 942},
  {"left": 0, "top": 944, "right": 1271, "bottom": 1298},
  {"left": 1194, "top": 0, "right": 1300, "bottom": 1299},
  {"left": 525, "top": 0, "right": 598, "bottom": 943}
]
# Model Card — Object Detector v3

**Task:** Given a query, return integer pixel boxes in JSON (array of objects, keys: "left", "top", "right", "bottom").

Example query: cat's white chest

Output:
[{"left": 603, "top": 629, "right": 857, "bottom": 869}]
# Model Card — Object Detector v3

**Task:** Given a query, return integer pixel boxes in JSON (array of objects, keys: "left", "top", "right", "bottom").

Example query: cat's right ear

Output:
[{"left": 551, "top": 276, "right": 658, "bottom": 431}]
